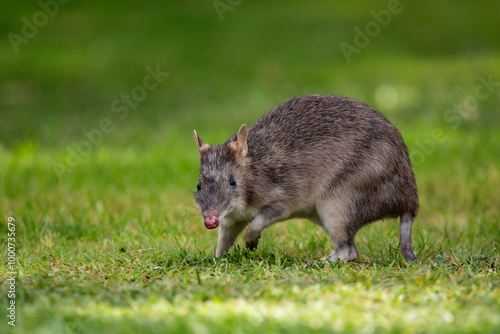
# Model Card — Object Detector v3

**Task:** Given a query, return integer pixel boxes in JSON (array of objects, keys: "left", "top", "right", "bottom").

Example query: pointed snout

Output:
[{"left": 204, "top": 215, "right": 219, "bottom": 229}]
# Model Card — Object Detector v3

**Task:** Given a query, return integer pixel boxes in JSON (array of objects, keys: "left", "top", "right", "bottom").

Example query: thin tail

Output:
[{"left": 399, "top": 212, "right": 417, "bottom": 261}]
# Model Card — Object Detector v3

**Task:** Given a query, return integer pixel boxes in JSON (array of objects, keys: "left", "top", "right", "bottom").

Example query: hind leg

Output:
[
  {"left": 399, "top": 212, "right": 417, "bottom": 261},
  {"left": 328, "top": 238, "right": 358, "bottom": 263},
  {"left": 317, "top": 201, "right": 359, "bottom": 262}
]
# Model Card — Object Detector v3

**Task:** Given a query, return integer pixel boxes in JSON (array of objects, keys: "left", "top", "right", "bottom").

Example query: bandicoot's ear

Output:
[
  {"left": 236, "top": 124, "right": 248, "bottom": 157},
  {"left": 194, "top": 130, "right": 209, "bottom": 158}
]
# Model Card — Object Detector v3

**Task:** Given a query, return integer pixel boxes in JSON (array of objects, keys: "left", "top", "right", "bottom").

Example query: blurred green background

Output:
[
  {"left": 0, "top": 1, "right": 499, "bottom": 332},
  {"left": 2, "top": 1, "right": 499, "bottom": 142},
  {"left": 1, "top": 0, "right": 499, "bottom": 210}
]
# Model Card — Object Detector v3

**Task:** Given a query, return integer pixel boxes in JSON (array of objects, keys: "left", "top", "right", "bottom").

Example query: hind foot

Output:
[{"left": 327, "top": 243, "right": 358, "bottom": 263}]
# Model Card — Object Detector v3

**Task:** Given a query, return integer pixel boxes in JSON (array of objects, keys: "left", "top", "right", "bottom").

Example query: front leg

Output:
[
  {"left": 245, "top": 215, "right": 264, "bottom": 251},
  {"left": 216, "top": 222, "right": 247, "bottom": 258},
  {"left": 245, "top": 206, "right": 285, "bottom": 251}
]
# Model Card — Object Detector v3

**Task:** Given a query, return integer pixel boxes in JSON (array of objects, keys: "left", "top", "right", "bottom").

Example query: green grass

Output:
[
  {"left": 1, "top": 1, "right": 500, "bottom": 333},
  {"left": 1, "top": 125, "right": 499, "bottom": 333}
]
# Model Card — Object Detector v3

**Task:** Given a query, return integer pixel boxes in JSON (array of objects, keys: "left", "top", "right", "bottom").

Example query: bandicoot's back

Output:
[{"left": 194, "top": 95, "right": 418, "bottom": 262}]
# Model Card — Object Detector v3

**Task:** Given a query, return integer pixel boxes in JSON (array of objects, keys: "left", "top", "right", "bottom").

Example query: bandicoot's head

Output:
[{"left": 193, "top": 125, "right": 249, "bottom": 229}]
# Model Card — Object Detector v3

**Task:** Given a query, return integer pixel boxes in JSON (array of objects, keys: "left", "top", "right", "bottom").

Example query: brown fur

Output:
[{"left": 194, "top": 95, "right": 418, "bottom": 262}]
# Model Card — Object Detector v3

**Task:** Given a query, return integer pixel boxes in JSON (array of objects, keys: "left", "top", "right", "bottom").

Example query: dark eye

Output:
[
  {"left": 229, "top": 178, "right": 236, "bottom": 187},
  {"left": 197, "top": 182, "right": 201, "bottom": 191}
]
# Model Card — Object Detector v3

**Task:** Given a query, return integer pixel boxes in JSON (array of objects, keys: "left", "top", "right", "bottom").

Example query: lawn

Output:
[{"left": 1, "top": 1, "right": 499, "bottom": 333}]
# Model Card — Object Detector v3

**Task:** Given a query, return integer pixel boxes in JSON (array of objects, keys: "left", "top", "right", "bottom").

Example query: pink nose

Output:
[{"left": 204, "top": 215, "right": 219, "bottom": 229}]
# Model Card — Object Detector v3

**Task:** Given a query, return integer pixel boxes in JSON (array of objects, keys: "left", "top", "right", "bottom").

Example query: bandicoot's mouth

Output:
[{"left": 204, "top": 215, "right": 219, "bottom": 229}]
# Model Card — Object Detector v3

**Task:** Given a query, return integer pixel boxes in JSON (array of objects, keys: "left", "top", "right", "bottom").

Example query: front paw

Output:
[
  {"left": 245, "top": 229, "right": 261, "bottom": 251},
  {"left": 245, "top": 238, "right": 259, "bottom": 251}
]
